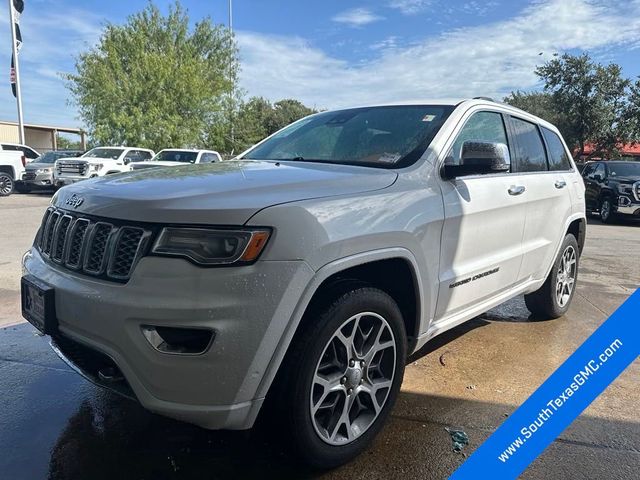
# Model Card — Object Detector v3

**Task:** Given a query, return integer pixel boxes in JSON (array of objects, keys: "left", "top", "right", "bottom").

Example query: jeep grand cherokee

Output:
[{"left": 21, "top": 98, "right": 586, "bottom": 468}]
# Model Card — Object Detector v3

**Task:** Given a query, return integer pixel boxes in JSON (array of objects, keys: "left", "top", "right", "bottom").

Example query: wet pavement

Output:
[{"left": 1, "top": 195, "right": 639, "bottom": 479}]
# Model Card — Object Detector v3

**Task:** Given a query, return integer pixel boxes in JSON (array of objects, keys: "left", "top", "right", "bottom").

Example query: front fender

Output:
[{"left": 246, "top": 247, "right": 424, "bottom": 409}]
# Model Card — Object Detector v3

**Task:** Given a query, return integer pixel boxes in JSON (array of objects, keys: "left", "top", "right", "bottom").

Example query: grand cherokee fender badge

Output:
[
  {"left": 449, "top": 267, "right": 500, "bottom": 289},
  {"left": 65, "top": 194, "right": 84, "bottom": 208}
]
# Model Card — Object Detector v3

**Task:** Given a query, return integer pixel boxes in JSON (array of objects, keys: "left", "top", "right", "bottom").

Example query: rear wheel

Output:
[
  {"left": 525, "top": 233, "right": 579, "bottom": 319},
  {"left": 281, "top": 287, "right": 406, "bottom": 469},
  {"left": 0, "top": 173, "right": 14, "bottom": 196}
]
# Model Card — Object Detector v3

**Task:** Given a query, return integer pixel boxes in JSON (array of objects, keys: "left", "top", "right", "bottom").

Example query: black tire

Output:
[
  {"left": 0, "top": 173, "right": 14, "bottom": 197},
  {"left": 280, "top": 287, "right": 407, "bottom": 469},
  {"left": 524, "top": 233, "right": 579, "bottom": 319},
  {"left": 599, "top": 197, "right": 616, "bottom": 224}
]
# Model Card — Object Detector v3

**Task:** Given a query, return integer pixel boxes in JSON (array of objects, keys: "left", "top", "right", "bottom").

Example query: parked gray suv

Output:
[{"left": 21, "top": 99, "right": 586, "bottom": 467}]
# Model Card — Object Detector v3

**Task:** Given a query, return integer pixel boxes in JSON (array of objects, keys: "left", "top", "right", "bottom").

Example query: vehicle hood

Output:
[
  {"left": 57, "top": 156, "right": 114, "bottom": 163},
  {"left": 130, "top": 161, "right": 187, "bottom": 169},
  {"left": 25, "top": 162, "right": 54, "bottom": 170},
  {"left": 53, "top": 160, "right": 398, "bottom": 225},
  {"left": 611, "top": 176, "right": 640, "bottom": 184}
]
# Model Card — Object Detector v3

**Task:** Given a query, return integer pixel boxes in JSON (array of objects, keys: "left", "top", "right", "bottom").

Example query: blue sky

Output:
[{"left": 1, "top": 0, "right": 640, "bottom": 129}]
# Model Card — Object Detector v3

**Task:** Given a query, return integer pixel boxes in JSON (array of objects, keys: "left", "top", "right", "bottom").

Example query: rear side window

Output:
[
  {"left": 510, "top": 117, "right": 548, "bottom": 172},
  {"left": 139, "top": 151, "right": 153, "bottom": 160},
  {"left": 448, "top": 111, "right": 510, "bottom": 167},
  {"left": 542, "top": 128, "right": 572, "bottom": 171},
  {"left": 201, "top": 153, "right": 218, "bottom": 163},
  {"left": 21, "top": 147, "right": 39, "bottom": 159}
]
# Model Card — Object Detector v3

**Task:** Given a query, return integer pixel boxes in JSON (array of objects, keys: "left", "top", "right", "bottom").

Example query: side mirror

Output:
[
  {"left": 593, "top": 174, "right": 602, "bottom": 182},
  {"left": 443, "top": 141, "right": 510, "bottom": 179},
  {"left": 123, "top": 157, "right": 133, "bottom": 165}
]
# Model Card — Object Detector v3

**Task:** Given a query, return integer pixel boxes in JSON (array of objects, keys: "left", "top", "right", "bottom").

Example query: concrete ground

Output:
[{"left": 0, "top": 193, "right": 638, "bottom": 480}]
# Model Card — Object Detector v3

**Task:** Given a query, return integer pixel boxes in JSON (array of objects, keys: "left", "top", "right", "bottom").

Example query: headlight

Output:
[
  {"left": 152, "top": 227, "right": 271, "bottom": 265},
  {"left": 35, "top": 168, "right": 52, "bottom": 174},
  {"left": 617, "top": 184, "right": 631, "bottom": 194},
  {"left": 90, "top": 163, "right": 103, "bottom": 171}
]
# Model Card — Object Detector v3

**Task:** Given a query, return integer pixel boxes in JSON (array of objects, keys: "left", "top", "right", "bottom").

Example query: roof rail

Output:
[{"left": 472, "top": 96, "right": 495, "bottom": 102}]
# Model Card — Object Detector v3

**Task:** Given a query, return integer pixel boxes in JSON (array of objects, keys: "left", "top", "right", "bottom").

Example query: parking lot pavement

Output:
[
  {"left": 0, "top": 193, "right": 52, "bottom": 327},
  {"left": 0, "top": 193, "right": 638, "bottom": 479}
]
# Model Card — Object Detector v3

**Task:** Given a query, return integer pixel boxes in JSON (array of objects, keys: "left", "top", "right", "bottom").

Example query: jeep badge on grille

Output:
[{"left": 65, "top": 194, "right": 84, "bottom": 208}]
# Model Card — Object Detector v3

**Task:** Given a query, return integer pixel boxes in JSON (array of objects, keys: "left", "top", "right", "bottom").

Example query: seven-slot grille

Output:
[
  {"left": 23, "top": 171, "right": 37, "bottom": 181},
  {"left": 37, "top": 207, "right": 151, "bottom": 282},
  {"left": 57, "top": 160, "right": 88, "bottom": 176}
]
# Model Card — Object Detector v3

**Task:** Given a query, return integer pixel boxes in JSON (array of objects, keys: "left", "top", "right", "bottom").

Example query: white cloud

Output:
[
  {"left": 332, "top": 8, "right": 384, "bottom": 27},
  {"left": 239, "top": 0, "right": 640, "bottom": 109},
  {"left": 388, "top": 0, "right": 433, "bottom": 15},
  {"left": 461, "top": 1, "right": 500, "bottom": 16},
  {"left": 370, "top": 36, "right": 400, "bottom": 51}
]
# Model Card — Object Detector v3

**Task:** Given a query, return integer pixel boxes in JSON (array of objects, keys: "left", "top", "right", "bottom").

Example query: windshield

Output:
[
  {"left": 609, "top": 162, "right": 640, "bottom": 177},
  {"left": 152, "top": 150, "right": 199, "bottom": 163},
  {"left": 83, "top": 148, "right": 124, "bottom": 160},
  {"left": 35, "top": 151, "right": 76, "bottom": 164},
  {"left": 242, "top": 105, "right": 454, "bottom": 168}
]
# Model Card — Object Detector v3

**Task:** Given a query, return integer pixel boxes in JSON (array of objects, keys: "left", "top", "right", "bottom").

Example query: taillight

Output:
[{"left": 21, "top": 155, "right": 26, "bottom": 167}]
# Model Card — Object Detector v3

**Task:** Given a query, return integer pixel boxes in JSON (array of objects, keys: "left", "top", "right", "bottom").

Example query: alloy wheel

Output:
[
  {"left": 310, "top": 312, "right": 396, "bottom": 445},
  {"left": 0, "top": 175, "right": 13, "bottom": 195},
  {"left": 556, "top": 245, "right": 576, "bottom": 308},
  {"left": 600, "top": 199, "right": 611, "bottom": 222}
]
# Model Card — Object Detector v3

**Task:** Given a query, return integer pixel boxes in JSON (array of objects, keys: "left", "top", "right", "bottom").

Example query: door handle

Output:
[
  {"left": 555, "top": 180, "right": 567, "bottom": 189},
  {"left": 508, "top": 185, "right": 526, "bottom": 196}
]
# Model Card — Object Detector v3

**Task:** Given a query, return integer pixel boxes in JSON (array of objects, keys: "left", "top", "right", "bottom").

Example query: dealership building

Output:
[{"left": 0, "top": 120, "right": 86, "bottom": 153}]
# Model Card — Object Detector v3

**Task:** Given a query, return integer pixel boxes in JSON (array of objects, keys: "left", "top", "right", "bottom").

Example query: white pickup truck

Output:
[
  {"left": 55, "top": 146, "right": 154, "bottom": 187},
  {"left": 0, "top": 150, "right": 26, "bottom": 196},
  {"left": 129, "top": 149, "right": 222, "bottom": 170}
]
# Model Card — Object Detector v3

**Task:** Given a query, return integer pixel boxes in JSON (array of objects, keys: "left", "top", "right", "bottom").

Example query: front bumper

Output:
[
  {"left": 23, "top": 248, "right": 314, "bottom": 429},
  {"left": 55, "top": 175, "right": 91, "bottom": 186},
  {"left": 616, "top": 196, "right": 640, "bottom": 216},
  {"left": 19, "top": 171, "right": 55, "bottom": 188}
]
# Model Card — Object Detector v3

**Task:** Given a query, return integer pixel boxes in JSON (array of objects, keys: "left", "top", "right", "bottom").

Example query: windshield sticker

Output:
[
  {"left": 422, "top": 114, "right": 436, "bottom": 122},
  {"left": 377, "top": 153, "right": 402, "bottom": 163}
]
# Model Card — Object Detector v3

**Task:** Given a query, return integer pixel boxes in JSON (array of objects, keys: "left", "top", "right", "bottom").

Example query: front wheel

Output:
[
  {"left": 282, "top": 287, "right": 407, "bottom": 469},
  {"left": 525, "top": 233, "right": 579, "bottom": 319},
  {"left": 0, "top": 173, "right": 14, "bottom": 196},
  {"left": 600, "top": 197, "right": 615, "bottom": 223}
]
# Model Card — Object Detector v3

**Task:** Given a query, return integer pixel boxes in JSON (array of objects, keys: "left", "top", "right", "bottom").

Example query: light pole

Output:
[{"left": 228, "top": 0, "right": 235, "bottom": 153}]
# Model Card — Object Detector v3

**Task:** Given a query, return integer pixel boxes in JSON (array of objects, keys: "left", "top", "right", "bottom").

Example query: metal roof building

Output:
[{"left": 0, "top": 120, "right": 86, "bottom": 152}]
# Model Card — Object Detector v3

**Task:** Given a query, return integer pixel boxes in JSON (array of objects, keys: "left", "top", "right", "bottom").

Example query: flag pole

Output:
[{"left": 8, "top": 0, "right": 25, "bottom": 144}]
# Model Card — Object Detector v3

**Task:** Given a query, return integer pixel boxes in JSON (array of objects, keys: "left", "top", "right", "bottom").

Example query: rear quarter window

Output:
[{"left": 542, "top": 128, "right": 572, "bottom": 171}]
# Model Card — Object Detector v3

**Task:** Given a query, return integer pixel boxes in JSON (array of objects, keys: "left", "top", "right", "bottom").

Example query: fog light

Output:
[{"left": 141, "top": 325, "right": 214, "bottom": 355}]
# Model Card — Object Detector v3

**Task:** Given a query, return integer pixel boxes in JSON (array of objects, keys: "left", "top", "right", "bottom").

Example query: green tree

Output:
[
  {"left": 534, "top": 53, "right": 635, "bottom": 158},
  {"left": 503, "top": 91, "right": 566, "bottom": 130},
  {"left": 268, "top": 99, "right": 316, "bottom": 133},
  {"left": 233, "top": 97, "right": 317, "bottom": 152},
  {"left": 56, "top": 135, "right": 83, "bottom": 150},
  {"left": 65, "top": 1, "right": 238, "bottom": 152}
]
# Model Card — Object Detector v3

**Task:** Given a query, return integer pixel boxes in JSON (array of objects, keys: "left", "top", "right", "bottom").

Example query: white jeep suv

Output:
[
  {"left": 21, "top": 99, "right": 585, "bottom": 468},
  {"left": 54, "top": 146, "right": 154, "bottom": 186}
]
